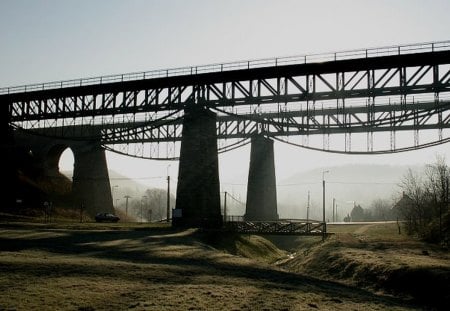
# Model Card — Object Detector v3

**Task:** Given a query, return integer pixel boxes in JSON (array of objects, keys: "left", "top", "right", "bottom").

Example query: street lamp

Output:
[
  {"left": 322, "top": 170, "right": 329, "bottom": 239},
  {"left": 166, "top": 164, "right": 171, "bottom": 223},
  {"left": 306, "top": 190, "right": 310, "bottom": 223}
]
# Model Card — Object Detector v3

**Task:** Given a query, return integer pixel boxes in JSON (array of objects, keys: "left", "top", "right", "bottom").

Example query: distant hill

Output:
[
  {"left": 62, "top": 164, "right": 418, "bottom": 222},
  {"left": 61, "top": 169, "right": 148, "bottom": 200}
]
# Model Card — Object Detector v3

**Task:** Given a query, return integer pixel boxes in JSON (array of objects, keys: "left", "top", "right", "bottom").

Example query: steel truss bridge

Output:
[
  {"left": 2, "top": 40, "right": 450, "bottom": 158},
  {"left": 224, "top": 218, "right": 326, "bottom": 236}
]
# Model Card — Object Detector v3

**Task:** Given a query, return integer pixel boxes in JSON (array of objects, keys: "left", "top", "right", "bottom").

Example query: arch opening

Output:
[{"left": 58, "top": 147, "right": 75, "bottom": 179}]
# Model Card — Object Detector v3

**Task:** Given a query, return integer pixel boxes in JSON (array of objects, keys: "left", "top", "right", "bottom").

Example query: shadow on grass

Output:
[{"left": 0, "top": 224, "right": 425, "bottom": 310}]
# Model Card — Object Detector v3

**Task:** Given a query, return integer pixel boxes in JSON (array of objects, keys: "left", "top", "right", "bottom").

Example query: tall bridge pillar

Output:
[
  {"left": 245, "top": 134, "right": 279, "bottom": 221},
  {"left": 0, "top": 100, "right": 16, "bottom": 209},
  {"left": 174, "top": 105, "right": 222, "bottom": 228},
  {"left": 72, "top": 143, "right": 113, "bottom": 215}
]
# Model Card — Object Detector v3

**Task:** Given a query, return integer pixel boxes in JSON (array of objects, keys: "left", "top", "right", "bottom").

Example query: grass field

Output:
[
  {"left": 0, "top": 221, "right": 447, "bottom": 310},
  {"left": 278, "top": 222, "right": 450, "bottom": 310}
]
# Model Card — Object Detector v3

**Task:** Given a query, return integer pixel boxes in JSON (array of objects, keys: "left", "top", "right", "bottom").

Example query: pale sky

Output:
[{"left": 1, "top": 0, "right": 449, "bottom": 198}]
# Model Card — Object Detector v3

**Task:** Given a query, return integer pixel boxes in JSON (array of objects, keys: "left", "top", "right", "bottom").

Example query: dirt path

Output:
[{"left": 353, "top": 223, "right": 376, "bottom": 235}]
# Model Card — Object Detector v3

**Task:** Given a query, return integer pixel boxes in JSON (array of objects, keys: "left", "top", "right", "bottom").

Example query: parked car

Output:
[{"left": 95, "top": 213, "right": 120, "bottom": 223}]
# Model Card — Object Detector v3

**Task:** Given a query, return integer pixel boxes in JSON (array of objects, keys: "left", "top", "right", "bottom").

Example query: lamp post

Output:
[
  {"left": 306, "top": 190, "right": 310, "bottom": 223},
  {"left": 166, "top": 164, "right": 171, "bottom": 223},
  {"left": 322, "top": 170, "right": 329, "bottom": 240}
]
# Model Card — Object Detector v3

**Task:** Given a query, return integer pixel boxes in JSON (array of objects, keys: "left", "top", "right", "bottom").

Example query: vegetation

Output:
[
  {"left": 0, "top": 222, "right": 431, "bottom": 311},
  {"left": 398, "top": 156, "right": 450, "bottom": 244},
  {"left": 279, "top": 223, "right": 450, "bottom": 309},
  {"left": 114, "top": 188, "right": 175, "bottom": 222},
  {"left": 199, "top": 231, "right": 286, "bottom": 264},
  {"left": 347, "top": 198, "right": 396, "bottom": 222}
]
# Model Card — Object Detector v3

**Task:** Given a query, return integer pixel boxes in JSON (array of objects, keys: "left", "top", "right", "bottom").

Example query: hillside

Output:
[{"left": 277, "top": 223, "right": 450, "bottom": 309}]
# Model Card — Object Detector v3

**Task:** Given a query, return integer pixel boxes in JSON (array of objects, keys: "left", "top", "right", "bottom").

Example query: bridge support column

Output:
[
  {"left": 174, "top": 106, "right": 222, "bottom": 228},
  {"left": 72, "top": 143, "right": 113, "bottom": 216},
  {"left": 0, "top": 100, "right": 16, "bottom": 209},
  {"left": 245, "top": 134, "right": 279, "bottom": 221}
]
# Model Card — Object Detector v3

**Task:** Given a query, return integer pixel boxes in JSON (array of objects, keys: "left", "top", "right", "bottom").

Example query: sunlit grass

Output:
[
  {"left": 279, "top": 222, "right": 450, "bottom": 309},
  {"left": 0, "top": 222, "right": 423, "bottom": 310}
]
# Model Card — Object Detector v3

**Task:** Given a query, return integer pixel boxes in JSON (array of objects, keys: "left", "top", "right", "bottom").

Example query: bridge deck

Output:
[{"left": 4, "top": 40, "right": 450, "bottom": 156}]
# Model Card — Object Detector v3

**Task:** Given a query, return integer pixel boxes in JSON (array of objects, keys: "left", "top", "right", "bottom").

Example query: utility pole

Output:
[
  {"left": 124, "top": 195, "right": 131, "bottom": 218},
  {"left": 306, "top": 191, "right": 310, "bottom": 222},
  {"left": 224, "top": 191, "right": 227, "bottom": 222},
  {"left": 166, "top": 164, "right": 171, "bottom": 223},
  {"left": 322, "top": 170, "right": 329, "bottom": 240},
  {"left": 333, "top": 198, "right": 336, "bottom": 222},
  {"left": 166, "top": 175, "right": 170, "bottom": 222},
  {"left": 335, "top": 203, "right": 338, "bottom": 222}
]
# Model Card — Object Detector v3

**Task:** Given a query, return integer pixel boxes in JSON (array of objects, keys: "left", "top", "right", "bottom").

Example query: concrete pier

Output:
[
  {"left": 72, "top": 143, "right": 113, "bottom": 215},
  {"left": 174, "top": 106, "right": 222, "bottom": 228},
  {"left": 1, "top": 102, "right": 16, "bottom": 208},
  {"left": 245, "top": 134, "right": 279, "bottom": 221}
]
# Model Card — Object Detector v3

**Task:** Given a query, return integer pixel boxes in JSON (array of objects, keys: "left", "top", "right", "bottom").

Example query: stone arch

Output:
[
  {"left": 13, "top": 130, "right": 114, "bottom": 216},
  {"left": 45, "top": 144, "right": 73, "bottom": 178},
  {"left": 40, "top": 144, "right": 74, "bottom": 199}
]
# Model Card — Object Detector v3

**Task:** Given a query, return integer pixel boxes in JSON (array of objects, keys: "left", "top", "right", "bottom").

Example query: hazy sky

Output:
[{"left": 1, "top": 0, "right": 449, "bottom": 194}]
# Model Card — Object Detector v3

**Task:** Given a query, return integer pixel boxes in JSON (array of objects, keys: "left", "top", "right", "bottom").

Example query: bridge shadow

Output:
[{"left": 0, "top": 225, "right": 421, "bottom": 309}]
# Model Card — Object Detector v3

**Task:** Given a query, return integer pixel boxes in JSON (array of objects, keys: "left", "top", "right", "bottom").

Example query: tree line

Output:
[
  {"left": 398, "top": 156, "right": 449, "bottom": 244},
  {"left": 346, "top": 156, "right": 449, "bottom": 244}
]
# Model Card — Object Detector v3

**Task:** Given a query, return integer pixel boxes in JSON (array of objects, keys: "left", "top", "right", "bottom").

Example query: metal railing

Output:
[
  {"left": 225, "top": 218, "right": 326, "bottom": 235},
  {"left": 1, "top": 40, "right": 449, "bottom": 95}
]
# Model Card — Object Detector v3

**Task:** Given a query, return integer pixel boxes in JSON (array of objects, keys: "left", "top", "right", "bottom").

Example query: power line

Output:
[
  {"left": 221, "top": 180, "right": 399, "bottom": 187},
  {"left": 327, "top": 181, "right": 398, "bottom": 185},
  {"left": 220, "top": 192, "right": 246, "bottom": 206}
]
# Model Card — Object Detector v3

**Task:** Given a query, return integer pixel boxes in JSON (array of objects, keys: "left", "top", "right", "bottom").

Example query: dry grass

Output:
[
  {"left": 279, "top": 222, "right": 450, "bottom": 309},
  {"left": 0, "top": 222, "right": 423, "bottom": 311}
]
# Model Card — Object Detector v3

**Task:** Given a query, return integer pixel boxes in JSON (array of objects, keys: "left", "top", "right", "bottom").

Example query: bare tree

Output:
[
  {"left": 424, "top": 155, "right": 449, "bottom": 240},
  {"left": 399, "top": 155, "right": 449, "bottom": 241},
  {"left": 370, "top": 198, "right": 393, "bottom": 221}
]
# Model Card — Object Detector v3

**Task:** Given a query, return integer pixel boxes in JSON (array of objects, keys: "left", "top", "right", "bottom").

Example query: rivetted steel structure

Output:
[{"left": 2, "top": 41, "right": 450, "bottom": 226}]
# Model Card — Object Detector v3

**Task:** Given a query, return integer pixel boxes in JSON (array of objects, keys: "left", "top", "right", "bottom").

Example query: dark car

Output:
[{"left": 95, "top": 213, "right": 120, "bottom": 223}]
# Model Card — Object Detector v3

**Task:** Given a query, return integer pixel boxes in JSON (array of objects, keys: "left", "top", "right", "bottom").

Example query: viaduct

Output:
[{"left": 1, "top": 41, "right": 450, "bottom": 227}]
